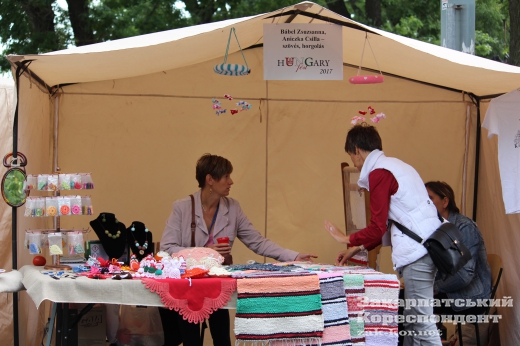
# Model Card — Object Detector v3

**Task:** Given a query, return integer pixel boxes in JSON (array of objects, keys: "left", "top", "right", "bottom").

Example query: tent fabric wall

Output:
[
  {"left": 54, "top": 51, "right": 472, "bottom": 266},
  {"left": 13, "top": 51, "right": 479, "bottom": 346},
  {"left": 0, "top": 77, "right": 53, "bottom": 346},
  {"left": 477, "top": 100, "right": 520, "bottom": 346}
]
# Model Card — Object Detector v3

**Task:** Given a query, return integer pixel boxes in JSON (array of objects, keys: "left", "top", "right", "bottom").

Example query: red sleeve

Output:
[{"left": 349, "top": 169, "right": 398, "bottom": 251}]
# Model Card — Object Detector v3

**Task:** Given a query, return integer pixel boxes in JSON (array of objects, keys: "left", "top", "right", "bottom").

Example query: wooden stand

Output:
[{"left": 44, "top": 255, "right": 72, "bottom": 270}]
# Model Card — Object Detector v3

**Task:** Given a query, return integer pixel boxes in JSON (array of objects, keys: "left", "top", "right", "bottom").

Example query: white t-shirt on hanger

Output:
[{"left": 482, "top": 89, "right": 520, "bottom": 214}]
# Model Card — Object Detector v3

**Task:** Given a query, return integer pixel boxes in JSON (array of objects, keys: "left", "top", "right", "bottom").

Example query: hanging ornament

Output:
[
  {"left": 214, "top": 27, "right": 251, "bottom": 76},
  {"left": 349, "top": 33, "right": 384, "bottom": 85}
]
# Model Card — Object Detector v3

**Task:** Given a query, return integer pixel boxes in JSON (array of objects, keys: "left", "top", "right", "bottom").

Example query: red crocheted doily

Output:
[{"left": 142, "top": 277, "right": 236, "bottom": 324}]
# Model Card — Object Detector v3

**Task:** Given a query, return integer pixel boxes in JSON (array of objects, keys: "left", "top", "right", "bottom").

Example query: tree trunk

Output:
[
  {"left": 66, "top": 0, "right": 95, "bottom": 46},
  {"left": 326, "top": 0, "right": 352, "bottom": 19},
  {"left": 365, "top": 0, "right": 382, "bottom": 27},
  {"left": 510, "top": 0, "right": 520, "bottom": 66},
  {"left": 183, "top": 0, "right": 215, "bottom": 24},
  {"left": 18, "top": 0, "right": 58, "bottom": 51}
]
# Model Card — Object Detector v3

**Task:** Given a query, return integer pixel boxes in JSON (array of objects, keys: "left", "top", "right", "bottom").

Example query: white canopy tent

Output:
[{"left": 3, "top": 2, "right": 520, "bottom": 345}]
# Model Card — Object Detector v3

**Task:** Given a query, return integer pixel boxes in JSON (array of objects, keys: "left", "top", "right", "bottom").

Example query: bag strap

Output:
[
  {"left": 389, "top": 211, "right": 444, "bottom": 245},
  {"left": 190, "top": 194, "right": 196, "bottom": 247},
  {"left": 389, "top": 219, "right": 424, "bottom": 244}
]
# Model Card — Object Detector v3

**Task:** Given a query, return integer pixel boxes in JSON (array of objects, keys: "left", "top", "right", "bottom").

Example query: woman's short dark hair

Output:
[
  {"left": 424, "top": 181, "right": 460, "bottom": 214},
  {"left": 345, "top": 123, "right": 383, "bottom": 154},
  {"left": 196, "top": 154, "right": 233, "bottom": 188}
]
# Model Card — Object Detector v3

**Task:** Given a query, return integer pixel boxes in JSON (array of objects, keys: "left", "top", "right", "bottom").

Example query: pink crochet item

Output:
[{"left": 174, "top": 247, "right": 224, "bottom": 270}]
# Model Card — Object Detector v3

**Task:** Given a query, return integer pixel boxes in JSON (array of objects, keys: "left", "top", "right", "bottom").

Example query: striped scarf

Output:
[{"left": 234, "top": 273, "right": 324, "bottom": 346}]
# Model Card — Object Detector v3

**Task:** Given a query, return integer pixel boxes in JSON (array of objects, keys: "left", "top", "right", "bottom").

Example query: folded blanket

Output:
[
  {"left": 235, "top": 273, "right": 324, "bottom": 345},
  {"left": 363, "top": 274, "right": 399, "bottom": 346},
  {"left": 315, "top": 272, "right": 352, "bottom": 346},
  {"left": 344, "top": 274, "right": 365, "bottom": 346}
]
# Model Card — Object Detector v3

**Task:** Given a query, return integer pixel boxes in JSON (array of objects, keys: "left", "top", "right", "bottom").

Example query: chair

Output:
[
  {"left": 456, "top": 253, "right": 503, "bottom": 346},
  {"left": 341, "top": 162, "right": 381, "bottom": 269}
]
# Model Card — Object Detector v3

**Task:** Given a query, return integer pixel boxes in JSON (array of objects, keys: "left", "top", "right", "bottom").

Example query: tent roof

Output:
[{"left": 7, "top": 1, "right": 520, "bottom": 97}]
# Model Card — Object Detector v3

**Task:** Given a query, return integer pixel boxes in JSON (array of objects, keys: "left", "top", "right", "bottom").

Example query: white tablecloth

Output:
[
  {"left": 20, "top": 265, "right": 165, "bottom": 308},
  {"left": 20, "top": 265, "right": 237, "bottom": 309}
]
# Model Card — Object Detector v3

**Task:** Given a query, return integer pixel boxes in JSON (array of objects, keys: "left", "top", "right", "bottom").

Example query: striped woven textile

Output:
[
  {"left": 234, "top": 273, "right": 324, "bottom": 345},
  {"left": 363, "top": 274, "right": 400, "bottom": 346},
  {"left": 314, "top": 272, "right": 352, "bottom": 346},
  {"left": 343, "top": 274, "right": 365, "bottom": 346}
]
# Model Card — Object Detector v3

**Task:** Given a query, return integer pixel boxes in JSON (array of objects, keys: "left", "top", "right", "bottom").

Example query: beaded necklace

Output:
[
  {"left": 130, "top": 223, "right": 149, "bottom": 255},
  {"left": 97, "top": 216, "right": 121, "bottom": 239}
]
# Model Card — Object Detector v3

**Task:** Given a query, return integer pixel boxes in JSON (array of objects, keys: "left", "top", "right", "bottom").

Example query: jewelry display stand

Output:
[
  {"left": 24, "top": 172, "right": 94, "bottom": 270},
  {"left": 126, "top": 221, "right": 153, "bottom": 261},
  {"left": 89, "top": 213, "right": 127, "bottom": 260}
]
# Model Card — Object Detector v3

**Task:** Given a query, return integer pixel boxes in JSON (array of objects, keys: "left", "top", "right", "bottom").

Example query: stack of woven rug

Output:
[
  {"left": 363, "top": 274, "right": 400, "bottom": 345},
  {"left": 315, "top": 272, "right": 352, "bottom": 346},
  {"left": 343, "top": 274, "right": 365, "bottom": 346},
  {"left": 234, "top": 273, "right": 324, "bottom": 345}
]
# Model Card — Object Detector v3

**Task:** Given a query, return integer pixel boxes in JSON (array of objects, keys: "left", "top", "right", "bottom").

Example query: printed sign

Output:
[{"left": 263, "top": 23, "right": 343, "bottom": 80}]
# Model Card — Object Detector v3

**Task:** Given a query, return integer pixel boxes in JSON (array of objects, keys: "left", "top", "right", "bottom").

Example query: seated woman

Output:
[
  {"left": 159, "top": 153, "right": 317, "bottom": 346},
  {"left": 425, "top": 181, "right": 492, "bottom": 316}
]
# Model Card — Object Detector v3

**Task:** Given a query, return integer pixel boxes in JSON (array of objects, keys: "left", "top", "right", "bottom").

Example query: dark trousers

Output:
[{"left": 159, "top": 308, "right": 231, "bottom": 346}]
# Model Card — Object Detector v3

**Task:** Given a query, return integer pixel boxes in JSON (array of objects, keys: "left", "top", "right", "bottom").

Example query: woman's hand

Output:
[
  {"left": 336, "top": 246, "right": 362, "bottom": 266},
  {"left": 295, "top": 253, "right": 318, "bottom": 262},
  {"left": 207, "top": 243, "right": 231, "bottom": 255},
  {"left": 324, "top": 220, "right": 349, "bottom": 244}
]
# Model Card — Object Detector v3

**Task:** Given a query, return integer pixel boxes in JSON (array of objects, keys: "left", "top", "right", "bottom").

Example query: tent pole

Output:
[
  {"left": 53, "top": 95, "right": 59, "bottom": 174},
  {"left": 12, "top": 208, "right": 18, "bottom": 346},
  {"left": 472, "top": 97, "right": 481, "bottom": 221},
  {"left": 12, "top": 60, "right": 31, "bottom": 346}
]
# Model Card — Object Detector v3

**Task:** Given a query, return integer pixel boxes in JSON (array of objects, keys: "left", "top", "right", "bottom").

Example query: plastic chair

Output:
[{"left": 456, "top": 253, "right": 503, "bottom": 346}]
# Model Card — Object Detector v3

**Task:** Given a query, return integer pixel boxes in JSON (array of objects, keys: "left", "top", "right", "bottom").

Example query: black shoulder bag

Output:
[{"left": 390, "top": 217, "right": 471, "bottom": 280}]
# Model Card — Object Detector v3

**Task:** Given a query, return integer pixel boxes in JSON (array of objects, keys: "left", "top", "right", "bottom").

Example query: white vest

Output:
[{"left": 358, "top": 150, "right": 441, "bottom": 269}]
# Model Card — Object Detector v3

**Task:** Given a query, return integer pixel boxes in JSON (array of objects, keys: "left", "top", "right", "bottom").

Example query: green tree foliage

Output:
[
  {"left": 0, "top": 0, "right": 70, "bottom": 71},
  {"left": 0, "top": 0, "right": 189, "bottom": 71},
  {"left": 475, "top": 0, "right": 508, "bottom": 60},
  {"left": 88, "top": 0, "right": 189, "bottom": 42}
]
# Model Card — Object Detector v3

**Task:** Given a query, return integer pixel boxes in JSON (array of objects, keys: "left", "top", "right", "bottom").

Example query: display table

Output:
[
  {"left": 20, "top": 265, "right": 399, "bottom": 346},
  {"left": 20, "top": 265, "right": 238, "bottom": 309}
]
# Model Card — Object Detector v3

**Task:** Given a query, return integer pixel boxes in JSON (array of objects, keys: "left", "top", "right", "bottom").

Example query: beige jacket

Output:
[{"left": 160, "top": 190, "right": 298, "bottom": 262}]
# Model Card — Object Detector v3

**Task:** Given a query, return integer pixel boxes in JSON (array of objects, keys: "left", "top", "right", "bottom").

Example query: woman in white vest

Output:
[{"left": 325, "top": 123, "right": 442, "bottom": 346}]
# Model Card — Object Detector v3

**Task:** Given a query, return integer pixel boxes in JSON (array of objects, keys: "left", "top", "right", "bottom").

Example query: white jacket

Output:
[{"left": 358, "top": 150, "right": 441, "bottom": 269}]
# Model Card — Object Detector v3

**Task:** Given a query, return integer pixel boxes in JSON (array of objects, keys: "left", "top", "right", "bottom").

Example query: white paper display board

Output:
[{"left": 263, "top": 23, "right": 343, "bottom": 80}]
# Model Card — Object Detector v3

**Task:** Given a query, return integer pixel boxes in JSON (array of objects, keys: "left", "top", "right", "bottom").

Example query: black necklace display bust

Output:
[
  {"left": 90, "top": 212, "right": 127, "bottom": 259},
  {"left": 126, "top": 221, "right": 153, "bottom": 260}
]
